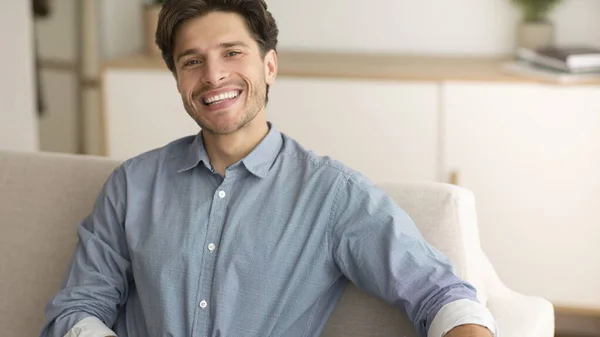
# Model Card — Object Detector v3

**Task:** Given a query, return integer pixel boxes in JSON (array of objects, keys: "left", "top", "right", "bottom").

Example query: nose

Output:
[{"left": 202, "top": 58, "right": 228, "bottom": 86}]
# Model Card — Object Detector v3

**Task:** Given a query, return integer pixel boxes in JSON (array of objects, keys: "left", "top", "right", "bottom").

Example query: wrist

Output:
[{"left": 445, "top": 324, "right": 493, "bottom": 337}]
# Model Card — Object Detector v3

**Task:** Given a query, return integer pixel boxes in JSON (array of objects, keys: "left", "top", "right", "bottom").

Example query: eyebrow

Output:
[
  {"left": 175, "top": 41, "right": 250, "bottom": 64},
  {"left": 219, "top": 41, "right": 250, "bottom": 49}
]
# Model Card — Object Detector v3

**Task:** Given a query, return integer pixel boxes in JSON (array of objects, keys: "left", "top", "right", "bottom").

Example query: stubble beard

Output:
[{"left": 184, "top": 78, "right": 267, "bottom": 136}]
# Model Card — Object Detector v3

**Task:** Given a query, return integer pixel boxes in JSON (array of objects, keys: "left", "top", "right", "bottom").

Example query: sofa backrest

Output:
[
  {"left": 379, "top": 181, "right": 487, "bottom": 306},
  {"left": 0, "top": 151, "right": 120, "bottom": 336},
  {"left": 0, "top": 151, "right": 486, "bottom": 336}
]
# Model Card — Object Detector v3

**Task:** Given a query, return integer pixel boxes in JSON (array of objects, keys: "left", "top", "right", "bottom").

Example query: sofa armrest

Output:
[
  {"left": 487, "top": 288, "right": 554, "bottom": 337},
  {"left": 479, "top": 252, "right": 554, "bottom": 337}
]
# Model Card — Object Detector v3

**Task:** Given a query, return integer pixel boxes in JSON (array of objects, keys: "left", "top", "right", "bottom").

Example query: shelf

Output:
[
  {"left": 554, "top": 304, "right": 600, "bottom": 317},
  {"left": 102, "top": 50, "right": 600, "bottom": 85}
]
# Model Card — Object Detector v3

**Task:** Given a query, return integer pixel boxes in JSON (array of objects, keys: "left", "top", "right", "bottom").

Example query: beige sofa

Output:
[{"left": 0, "top": 150, "right": 554, "bottom": 336}]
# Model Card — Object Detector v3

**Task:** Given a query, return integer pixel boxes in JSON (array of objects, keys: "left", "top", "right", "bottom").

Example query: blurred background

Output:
[
  {"left": 2, "top": 0, "right": 600, "bottom": 336},
  {"left": 3, "top": 0, "right": 599, "bottom": 156}
]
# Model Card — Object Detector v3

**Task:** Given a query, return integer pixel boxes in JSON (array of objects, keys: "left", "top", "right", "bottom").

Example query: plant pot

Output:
[
  {"left": 143, "top": 4, "right": 162, "bottom": 57},
  {"left": 516, "top": 21, "right": 555, "bottom": 50}
]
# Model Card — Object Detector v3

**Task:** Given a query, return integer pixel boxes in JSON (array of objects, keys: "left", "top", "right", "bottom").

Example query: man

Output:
[{"left": 40, "top": 0, "right": 497, "bottom": 336}]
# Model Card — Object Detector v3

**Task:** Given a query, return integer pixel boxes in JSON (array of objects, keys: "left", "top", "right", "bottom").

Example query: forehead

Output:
[{"left": 174, "top": 11, "right": 257, "bottom": 52}]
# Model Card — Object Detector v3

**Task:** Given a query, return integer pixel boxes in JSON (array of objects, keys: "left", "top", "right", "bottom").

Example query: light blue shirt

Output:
[{"left": 41, "top": 123, "right": 483, "bottom": 337}]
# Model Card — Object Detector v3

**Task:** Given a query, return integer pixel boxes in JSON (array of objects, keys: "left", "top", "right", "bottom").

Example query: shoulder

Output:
[
  {"left": 114, "top": 134, "right": 198, "bottom": 179},
  {"left": 278, "top": 132, "right": 360, "bottom": 179},
  {"left": 276, "top": 132, "right": 381, "bottom": 197}
]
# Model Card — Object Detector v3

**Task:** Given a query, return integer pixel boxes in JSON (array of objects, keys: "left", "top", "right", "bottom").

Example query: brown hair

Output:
[{"left": 156, "top": 0, "right": 279, "bottom": 74}]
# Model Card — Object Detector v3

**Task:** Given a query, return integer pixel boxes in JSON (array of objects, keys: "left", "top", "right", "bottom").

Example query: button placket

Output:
[{"left": 194, "top": 181, "right": 232, "bottom": 333}]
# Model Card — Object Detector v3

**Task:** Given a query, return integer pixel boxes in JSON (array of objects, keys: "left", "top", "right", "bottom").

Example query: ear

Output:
[{"left": 263, "top": 50, "right": 278, "bottom": 85}]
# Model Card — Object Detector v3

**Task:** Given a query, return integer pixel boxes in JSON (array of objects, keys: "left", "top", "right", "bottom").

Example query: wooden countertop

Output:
[
  {"left": 102, "top": 50, "right": 600, "bottom": 85},
  {"left": 554, "top": 304, "right": 600, "bottom": 317}
]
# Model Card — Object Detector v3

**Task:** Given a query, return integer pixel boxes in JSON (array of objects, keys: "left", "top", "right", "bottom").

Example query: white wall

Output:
[
  {"left": 35, "top": 0, "right": 76, "bottom": 61},
  {"left": 114, "top": 0, "right": 600, "bottom": 57},
  {"left": 269, "top": 0, "right": 600, "bottom": 55},
  {"left": 34, "top": 0, "right": 80, "bottom": 154},
  {"left": 0, "top": 1, "right": 38, "bottom": 152},
  {"left": 98, "top": 0, "right": 144, "bottom": 60}
]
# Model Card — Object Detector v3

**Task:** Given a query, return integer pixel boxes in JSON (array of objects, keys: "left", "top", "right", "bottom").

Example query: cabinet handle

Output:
[{"left": 449, "top": 171, "right": 459, "bottom": 185}]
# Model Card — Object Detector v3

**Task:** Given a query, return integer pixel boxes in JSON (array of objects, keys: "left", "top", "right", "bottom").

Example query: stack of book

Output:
[{"left": 504, "top": 46, "right": 600, "bottom": 83}]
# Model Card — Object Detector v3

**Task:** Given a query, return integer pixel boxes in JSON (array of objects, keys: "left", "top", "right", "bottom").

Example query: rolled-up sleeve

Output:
[
  {"left": 62, "top": 316, "right": 116, "bottom": 337},
  {"left": 40, "top": 166, "right": 132, "bottom": 337},
  {"left": 329, "top": 173, "right": 494, "bottom": 337},
  {"left": 429, "top": 299, "right": 497, "bottom": 336}
]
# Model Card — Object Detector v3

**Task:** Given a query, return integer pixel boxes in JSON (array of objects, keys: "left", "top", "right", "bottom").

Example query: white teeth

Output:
[{"left": 204, "top": 91, "right": 239, "bottom": 104}]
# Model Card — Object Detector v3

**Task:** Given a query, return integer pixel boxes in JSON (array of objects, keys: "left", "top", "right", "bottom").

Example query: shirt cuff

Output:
[
  {"left": 63, "top": 316, "right": 117, "bottom": 337},
  {"left": 428, "top": 299, "right": 498, "bottom": 337}
]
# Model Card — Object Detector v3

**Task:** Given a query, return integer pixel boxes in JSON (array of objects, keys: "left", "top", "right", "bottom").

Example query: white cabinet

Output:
[
  {"left": 268, "top": 77, "right": 440, "bottom": 182},
  {"left": 442, "top": 82, "right": 600, "bottom": 307},
  {"left": 104, "top": 74, "right": 440, "bottom": 183}
]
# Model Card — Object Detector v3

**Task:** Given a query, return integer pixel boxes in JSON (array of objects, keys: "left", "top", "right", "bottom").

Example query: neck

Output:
[{"left": 203, "top": 116, "right": 269, "bottom": 176}]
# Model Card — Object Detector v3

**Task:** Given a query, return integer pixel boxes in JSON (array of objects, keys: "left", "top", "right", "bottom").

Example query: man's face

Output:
[{"left": 173, "top": 11, "right": 277, "bottom": 135}]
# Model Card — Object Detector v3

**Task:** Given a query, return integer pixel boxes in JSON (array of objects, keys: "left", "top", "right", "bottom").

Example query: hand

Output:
[{"left": 445, "top": 324, "right": 493, "bottom": 337}]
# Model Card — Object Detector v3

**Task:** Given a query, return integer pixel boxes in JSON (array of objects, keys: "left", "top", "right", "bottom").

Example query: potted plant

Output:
[
  {"left": 143, "top": 0, "right": 166, "bottom": 56},
  {"left": 510, "top": 0, "right": 563, "bottom": 49}
]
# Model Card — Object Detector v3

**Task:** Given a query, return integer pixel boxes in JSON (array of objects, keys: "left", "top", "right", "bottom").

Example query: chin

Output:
[
  {"left": 199, "top": 116, "right": 248, "bottom": 135},
  {"left": 190, "top": 100, "right": 259, "bottom": 135}
]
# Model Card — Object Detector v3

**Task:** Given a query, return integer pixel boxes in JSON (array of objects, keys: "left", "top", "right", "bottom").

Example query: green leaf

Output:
[{"left": 509, "top": 0, "right": 563, "bottom": 22}]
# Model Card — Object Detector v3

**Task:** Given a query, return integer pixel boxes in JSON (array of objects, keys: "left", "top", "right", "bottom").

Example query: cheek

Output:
[
  {"left": 178, "top": 78, "right": 196, "bottom": 99},
  {"left": 178, "top": 69, "right": 201, "bottom": 89},
  {"left": 236, "top": 62, "right": 264, "bottom": 83}
]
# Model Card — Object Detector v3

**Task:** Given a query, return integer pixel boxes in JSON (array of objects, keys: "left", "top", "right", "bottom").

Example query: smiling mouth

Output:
[{"left": 202, "top": 90, "right": 242, "bottom": 106}]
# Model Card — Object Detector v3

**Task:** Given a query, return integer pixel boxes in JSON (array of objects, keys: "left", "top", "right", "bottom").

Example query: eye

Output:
[
  {"left": 183, "top": 59, "right": 201, "bottom": 67},
  {"left": 225, "top": 51, "right": 241, "bottom": 58}
]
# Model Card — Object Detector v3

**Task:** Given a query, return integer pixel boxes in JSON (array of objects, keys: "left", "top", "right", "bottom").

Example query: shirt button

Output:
[
  {"left": 199, "top": 300, "right": 207, "bottom": 309},
  {"left": 208, "top": 243, "right": 216, "bottom": 251},
  {"left": 218, "top": 190, "right": 226, "bottom": 199}
]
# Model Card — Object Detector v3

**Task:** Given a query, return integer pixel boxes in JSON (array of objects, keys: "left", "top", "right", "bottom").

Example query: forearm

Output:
[
  {"left": 41, "top": 232, "right": 127, "bottom": 336},
  {"left": 445, "top": 324, "right": 494, "bottom": 337},
  {"left": 329, "top": 176, "right": 497, "bottom": 336},
  {"left": 40, "top": 167, "right": 131, "bottom": 337},
  {"left": 41, "top": 276, "right": 121, "bottom": 337}
]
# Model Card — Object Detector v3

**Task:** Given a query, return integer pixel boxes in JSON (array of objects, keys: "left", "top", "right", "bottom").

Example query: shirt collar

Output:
[{"left": 175, "top": 122, "right": 283, "bottom": 179}]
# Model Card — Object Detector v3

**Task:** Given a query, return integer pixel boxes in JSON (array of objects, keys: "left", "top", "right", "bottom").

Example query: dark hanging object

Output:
[
  {"left": 32, "top": 0, "right": 53, "bottom": 116},
  {"left": 33, "top": 0, "right": 51, "bottom": 17}
]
